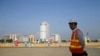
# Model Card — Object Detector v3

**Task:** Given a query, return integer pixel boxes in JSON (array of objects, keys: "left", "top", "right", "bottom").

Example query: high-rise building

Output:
[{"left": 40, "top": 22, "right": 50, "bottom": 42}]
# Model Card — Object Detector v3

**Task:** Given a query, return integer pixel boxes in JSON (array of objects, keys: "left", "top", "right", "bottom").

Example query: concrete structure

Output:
[
  {"left": 3, "top": 34, "right": 14, "bottom": 40},
  {"left": 23, "top": 35, "right": 29, "bottom": 42},
  {"left": 52, "top": 34, "right": 61, "bottom": 43},
  {"left": 85, "top": 36, "right": 88, "bottom": 44},
  {"left": 40, "top": 22, "right": 50, "bottom": 42},
  {"left": 84, "top": 36, "right": 92, "bottom": 45},
  {"left": 3, "top": 34, "right": 23, "bottom": 42},
  {"left": 29, "top": 34, "right": 36, "bottom": 43}
]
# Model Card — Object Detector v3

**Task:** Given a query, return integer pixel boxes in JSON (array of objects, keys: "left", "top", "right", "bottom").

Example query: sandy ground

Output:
[
  {"left": 0, "top": 42, "right": 100, "bottom": 56},
  {"left": 0, "top": 47, "right": 100, "bottom": 56}
]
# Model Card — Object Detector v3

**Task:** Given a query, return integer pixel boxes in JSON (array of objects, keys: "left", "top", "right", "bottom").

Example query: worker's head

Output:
[{"left": 68, "top": 19, "right": 77, "bottom": 30}]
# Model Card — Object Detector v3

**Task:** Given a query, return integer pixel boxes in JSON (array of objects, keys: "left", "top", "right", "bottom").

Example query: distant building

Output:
[
  {"left": 3, "top": 34, "right": 23, "bottom": 42},
  {"left": 40, "top": 22, "right": 50, "bottom": 42},
  {"left": 3, "top": 34, "right": 9, "bottom": 39},
  {"left": 29, "top": 34, "right": 36, "bottom": 43},
  {"left": 23, "top": 35, "right": 29, "bottom": 43},
  {"left": 52, "top": 34, "right": 61, "bottom": 43},
  {"left": 84, "top": 36, "right": 91, "bottom": 45},
  {"left": 97, "top": 39, "right": 100, "bottom": 42}
]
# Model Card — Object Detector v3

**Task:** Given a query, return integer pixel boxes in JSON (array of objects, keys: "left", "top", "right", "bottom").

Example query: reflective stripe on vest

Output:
[
  {"left": 71, "top": 40, "right": 79, "bottom": 42},
  {"left": 70, "top": 29, "right": 82, "bottom": 49},
  {"left": 70, "top": 45, "right": 82, "bottom": 48}
]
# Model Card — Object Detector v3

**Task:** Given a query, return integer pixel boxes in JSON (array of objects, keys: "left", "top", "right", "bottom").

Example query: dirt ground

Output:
[{"left": 0, "top": 47, "right": 100, "bottom": 56}]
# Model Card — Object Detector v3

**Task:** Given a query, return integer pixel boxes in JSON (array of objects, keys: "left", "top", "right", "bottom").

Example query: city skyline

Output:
[{"left": 0, "top": 0, "right": 100, "bottom": 40}]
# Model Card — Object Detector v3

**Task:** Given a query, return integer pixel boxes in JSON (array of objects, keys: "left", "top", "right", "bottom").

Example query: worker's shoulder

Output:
[
  {"left": 76, "top": 28, "right": 83, "bottom": 33},
  {"left": 76, "top": 28, "right": 81, "bottom": 31}
]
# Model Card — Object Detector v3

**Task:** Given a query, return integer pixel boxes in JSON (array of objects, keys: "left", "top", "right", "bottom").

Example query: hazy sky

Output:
[{"left": 0, "top": 0, "right": 100, "bottom": 40}]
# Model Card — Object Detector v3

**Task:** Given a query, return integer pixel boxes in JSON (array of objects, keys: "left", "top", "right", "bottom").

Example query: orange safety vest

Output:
[{"left": 69, "top": 29, "right": 84, "bottom": 53}]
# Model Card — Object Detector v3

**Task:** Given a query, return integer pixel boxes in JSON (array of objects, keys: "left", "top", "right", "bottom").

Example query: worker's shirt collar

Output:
[{"left": 72, "top": 28, "right": 78, "bottom": 32}]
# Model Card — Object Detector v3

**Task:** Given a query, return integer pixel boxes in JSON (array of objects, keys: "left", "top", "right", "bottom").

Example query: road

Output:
[{"left": 0, "top": 47, "right": 100, "bottom": 56}]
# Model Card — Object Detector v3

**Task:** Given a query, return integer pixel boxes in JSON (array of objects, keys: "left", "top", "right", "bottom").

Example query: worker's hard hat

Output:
[{"left": 69, "top": 19, "right": 77, "bottom": 24}]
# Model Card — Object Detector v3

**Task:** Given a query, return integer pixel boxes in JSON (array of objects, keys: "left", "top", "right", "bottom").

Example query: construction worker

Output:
[{"left": 68, "top": 19, "right": 86, "bottom": 56}]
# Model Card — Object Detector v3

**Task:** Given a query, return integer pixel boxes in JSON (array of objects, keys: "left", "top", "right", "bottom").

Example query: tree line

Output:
[{"left": 0, "top": 39, "right": 13, "bottom": 43}]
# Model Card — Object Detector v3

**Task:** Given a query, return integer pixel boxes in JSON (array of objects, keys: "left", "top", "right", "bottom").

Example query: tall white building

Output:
[{"left": 40, "top": 22, "right": 50, "bottom": 42}]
